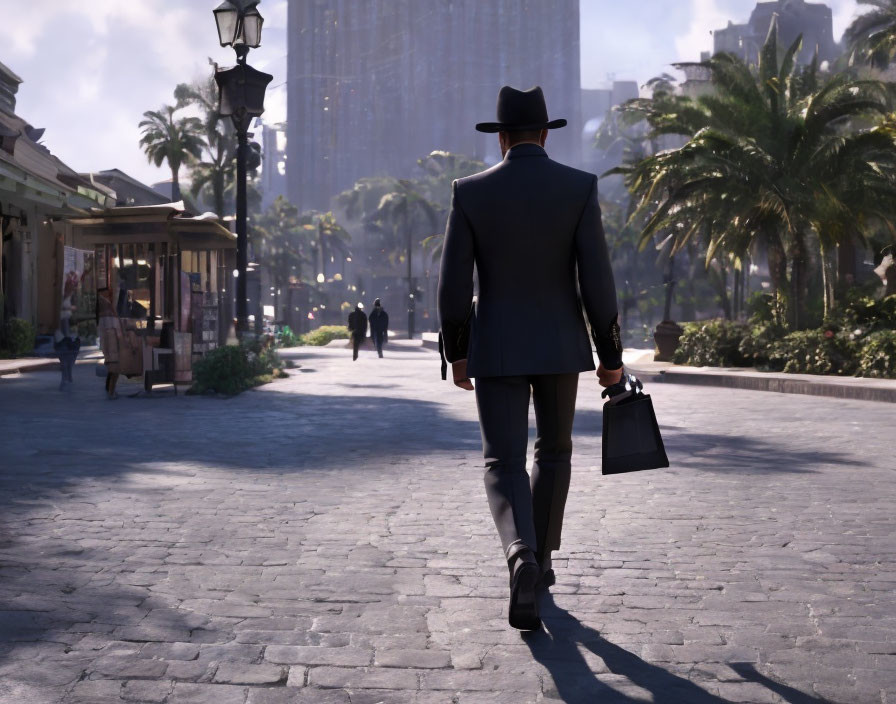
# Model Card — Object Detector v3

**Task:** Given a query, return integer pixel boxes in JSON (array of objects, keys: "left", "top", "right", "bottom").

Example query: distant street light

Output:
[{"left": 213, "top": 0, "right": 273, "bottom": 336}]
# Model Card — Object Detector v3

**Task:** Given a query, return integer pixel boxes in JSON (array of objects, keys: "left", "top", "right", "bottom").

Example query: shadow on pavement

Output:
[
  {"left": 572, "top": 409, "right": 859, "bottom": 474},
  {"left": 523, "top": 591, "right": 730, "bottom": 703},
  {"left": 729, "top": 662, "right": 832, "bottom": 704}
]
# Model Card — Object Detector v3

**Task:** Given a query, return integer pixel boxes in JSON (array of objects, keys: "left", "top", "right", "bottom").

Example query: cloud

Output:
[
  {"left": 674, "top": 0, "right": 736, "bottom": 62},
  {"left": 3, "top": 0, "right": 287, "bottom": 187}
]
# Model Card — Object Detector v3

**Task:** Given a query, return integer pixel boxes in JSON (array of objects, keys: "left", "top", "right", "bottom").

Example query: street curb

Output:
[
  {"left": 0, "top": 359, "right": 59, "bottom": 376},
  {"left": 626, "top": 364, "right": 896, "bottom": 404}
]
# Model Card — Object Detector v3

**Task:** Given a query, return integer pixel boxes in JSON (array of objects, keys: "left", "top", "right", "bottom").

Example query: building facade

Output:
[
  {"left": 286, "top": 0, "right": 581, "bottom": 211},
  {"left": 713, "top": 0, "right": 838, "bottom": 66},
  {"left": 1, "top": 61, "right": 113, "bottom": 336}
]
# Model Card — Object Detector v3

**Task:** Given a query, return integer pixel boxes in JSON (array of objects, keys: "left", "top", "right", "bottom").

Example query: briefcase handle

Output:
[{"left": 601, "top": 373, "right": 644, "bottom": 405}]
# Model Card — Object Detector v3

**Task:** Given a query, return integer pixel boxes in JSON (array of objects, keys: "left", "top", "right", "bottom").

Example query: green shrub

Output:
[
  {"left": 739, "top": 319, "right": 788, "bottom": 368},
  {"left": 191, "top": 338, "right": 283, "bottom": 395},
  {"left": 278, "top": 325, "right": 300, "bottom": 348},
  {"left": 192, "top": 345, "right": 251, "bottom": 395},
  {"left": 767, "top": 329, "right": 859, "bottom": 376},
  {"left": 840, "top": 292, "right": 896, "bottom": 330},
  {"left": 299, "top": 325, "right": 350, "bottom": 346},
  {"left": 673, "top": 319, "right": 750, "bottom": 367},
  {"left": 857, "top": 330, "right": 896, "bottom": 378},
  {"left": 2, "top": 318, "right": 35, "bottom": 357}
]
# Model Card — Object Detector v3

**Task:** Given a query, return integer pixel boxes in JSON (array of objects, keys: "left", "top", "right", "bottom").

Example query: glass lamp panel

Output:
[
  {"left": 242, "top": 11, "right": 263, "bottom": 47},
  {"left": 213, "top": 3, "right": 238, "bottom": 46}
]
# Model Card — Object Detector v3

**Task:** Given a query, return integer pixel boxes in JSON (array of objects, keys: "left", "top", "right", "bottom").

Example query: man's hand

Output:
[
  {"left": 452, "top": 359, "right": 474, "bottom": 391},
  {"left": 597, "top": 363, "right": 624, "bottom": 388}
]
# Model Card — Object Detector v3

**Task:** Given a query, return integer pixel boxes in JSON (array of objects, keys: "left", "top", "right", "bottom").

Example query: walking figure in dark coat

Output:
[
  {"left": 347, "top": 304, "right": 368, "bottom": 361},
  {"left": 368, "top": 299, "right": 389, "bottom": 358},
  {"left": 438, "top": 86, "right": 624, "bottom": 631}
]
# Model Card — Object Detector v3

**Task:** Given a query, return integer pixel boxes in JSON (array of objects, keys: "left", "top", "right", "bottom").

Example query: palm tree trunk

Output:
[
  {"left": 171, "top": 167, "right": 181, "bottom": 202},
  {"left": 790, "top": 233, "right": 809, "bottom": 330},
  {"left": 767, "top": 233, "right": 789, "bottom": 327},
  {"left": 820, "top": 243, "right": 835, "bottom": 319},
  {"left": 837, "top": 238, "right": 856, "bottom": 301},
  {"left": 213, "top": 172, "right": 225, "bottom": 219}
]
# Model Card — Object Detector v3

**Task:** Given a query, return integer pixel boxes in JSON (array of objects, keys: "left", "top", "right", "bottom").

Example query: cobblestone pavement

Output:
[{"left": 1, "top": 346, "right": 894, "bottom": 704}]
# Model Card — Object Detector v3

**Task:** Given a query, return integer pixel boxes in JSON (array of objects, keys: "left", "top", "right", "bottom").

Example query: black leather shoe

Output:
[
  {"left": 536, "top": 553, "right": 555, "bottom": 588},
  {"left": 508, "top": 550, "right": 541, "bottom": 631}
]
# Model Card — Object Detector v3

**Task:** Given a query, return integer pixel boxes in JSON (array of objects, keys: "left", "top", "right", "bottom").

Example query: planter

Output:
[{"left": 654, "top": 320, "right": 684, "bottom": 362}]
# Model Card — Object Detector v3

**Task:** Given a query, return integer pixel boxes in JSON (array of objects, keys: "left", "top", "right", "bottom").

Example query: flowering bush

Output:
[
  {"left": 857, "top": 330, "right": 896, "bottom": 378},
  {"left": 766, "top": 329, "right": 859, "bottom": 376}
]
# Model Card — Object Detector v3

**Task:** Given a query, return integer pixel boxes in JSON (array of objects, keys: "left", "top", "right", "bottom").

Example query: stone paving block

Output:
[
  {"left": 265, "top": 645, "right": 372, "bottom": 666},
  {"left": 246, "top": 689, "right": 351, "bottom": 704},
  {"left": 212, "top": 663, "right": 286, "bottom": 685},
  {"left": 198, "top": 644, "right": 264, "bottom": 663},
  {"left": 89, "top": 654, "right": 169, "bottom": 679},
  {"left": 374, "top": 648, "right": 451, "bottom": 668},
  {"left": 421, "top": 670, "right": 541, "bottom": 691},
  {"left": 168, "top": 683, "right": 249, "bottom": 704},
  {"left": 65, "top": 679, "right": 124, "bottom": 704},
  {"left": 308, "top": 666, "right": 421, "bottom": 689},
  {"left": 120, "top": 679, "right": 173, "bottom": 702},
  {"left": 140, "top": 641, "right": 200, "bottom": 661}
]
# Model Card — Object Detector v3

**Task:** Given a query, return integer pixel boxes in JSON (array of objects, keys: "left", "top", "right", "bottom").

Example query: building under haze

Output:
[
  {"left": 286, "top": 0, "right": 581, "bottom": 211},
  {"left": 713, "top": 0, "right": 839, "bottom": 66}
]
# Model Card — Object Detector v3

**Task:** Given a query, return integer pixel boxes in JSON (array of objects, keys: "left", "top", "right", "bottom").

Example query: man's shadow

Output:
[
  {"left": 523, "top": 592, "right": 831, "bottom": 704},
  {"left": 521, "top": 591, "right": 729, "bottom": 703}
]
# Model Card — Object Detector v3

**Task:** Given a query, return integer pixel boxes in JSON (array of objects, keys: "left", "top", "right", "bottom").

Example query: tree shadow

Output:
[
  {"left": 571, "top": 409, "right": 862, "bottom": 474},
  {"left": 523, "top": 591, "right": 730, "bottom": 703},
  {"left": 0, "top": 366, "right": 483, "bottom": 510}
]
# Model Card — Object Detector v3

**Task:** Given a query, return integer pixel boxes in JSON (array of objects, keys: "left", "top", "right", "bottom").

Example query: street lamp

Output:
[{"left": 213, "top": 0, "right": 273, "bottom": 336}]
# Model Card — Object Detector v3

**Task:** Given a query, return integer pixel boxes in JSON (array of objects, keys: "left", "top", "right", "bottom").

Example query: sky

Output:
[{"left": 1, "top": 0, "right": 861, "bottom": 188}]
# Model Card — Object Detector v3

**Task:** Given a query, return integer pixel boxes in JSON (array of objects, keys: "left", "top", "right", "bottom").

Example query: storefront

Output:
[{"left": 61, "top": 204, "right": 236, "bottom": 389}]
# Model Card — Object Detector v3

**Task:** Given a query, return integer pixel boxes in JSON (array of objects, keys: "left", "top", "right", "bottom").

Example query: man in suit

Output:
[
  {"left": 347, "top": 304, "right": 368, "bottom": 361},
  {"left": 368, "top": 298, "right": 389, "bottom": 358},
  {"left": 438, "top": 86, "right": 624, "bottom": 630}
]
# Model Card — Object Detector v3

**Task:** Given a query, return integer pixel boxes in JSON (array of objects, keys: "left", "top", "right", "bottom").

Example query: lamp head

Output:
[{"left": 214, "top": 1, "right": 264, "bottom": 50}]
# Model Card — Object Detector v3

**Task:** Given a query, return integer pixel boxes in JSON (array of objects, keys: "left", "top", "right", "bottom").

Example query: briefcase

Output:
[{"left": 601, "top": 375, "right": 669, "bottom": 475}]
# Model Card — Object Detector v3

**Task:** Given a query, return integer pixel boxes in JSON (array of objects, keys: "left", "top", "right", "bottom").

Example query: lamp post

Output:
[{"left": 213, "top": 0, "right": 273, "bottom": 336}]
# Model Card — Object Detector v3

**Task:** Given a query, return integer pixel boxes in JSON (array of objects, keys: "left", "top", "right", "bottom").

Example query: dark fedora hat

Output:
[{"left": 475, "top": 85, "right": 567, "bottom": 133}]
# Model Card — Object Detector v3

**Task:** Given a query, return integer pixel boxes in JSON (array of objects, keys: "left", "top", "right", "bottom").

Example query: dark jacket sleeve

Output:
[
  {"left": 437, "top": 181, "right": 475, "bottom": 363},
  {"left": 575, "top": 175, "right": 623, "bottom": 370}
]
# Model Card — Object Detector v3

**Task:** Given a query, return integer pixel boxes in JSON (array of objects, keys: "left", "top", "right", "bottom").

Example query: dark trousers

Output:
[
  {"left": 352, "top": 334, "right": 363, "bottom": 360},
  {"left": 474, "top": 373, "right": 578, "bottom": 563},
  {"left": 372, "top": 331, "right": 385, "bottom": 357}
]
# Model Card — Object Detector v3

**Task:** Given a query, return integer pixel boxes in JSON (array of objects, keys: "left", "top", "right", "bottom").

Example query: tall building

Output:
[
  {"left": 713, "top": 0, "right": 838, "bottom": 66},
  {"left": 286, "top": 0, "right": 581, "bottom": 211}
]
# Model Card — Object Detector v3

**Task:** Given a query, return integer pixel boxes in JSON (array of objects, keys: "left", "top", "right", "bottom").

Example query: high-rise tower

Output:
[{"left": 286, "top": 0, "right": 581, "bottom": 211}]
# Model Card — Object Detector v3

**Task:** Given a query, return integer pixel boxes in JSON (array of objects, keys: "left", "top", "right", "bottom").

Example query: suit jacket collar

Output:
[{"left": 505, "top": 143, "right": 548, "bottom": 161}]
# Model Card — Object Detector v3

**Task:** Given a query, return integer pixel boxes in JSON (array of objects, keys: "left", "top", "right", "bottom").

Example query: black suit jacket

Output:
[{"left": 438, "top": 143, "right": 622, "bottom": 378}]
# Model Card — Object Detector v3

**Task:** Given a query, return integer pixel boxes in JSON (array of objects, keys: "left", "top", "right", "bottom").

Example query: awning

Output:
[{"left": 67, "top": 202, "right": 236, "bottom": 250}]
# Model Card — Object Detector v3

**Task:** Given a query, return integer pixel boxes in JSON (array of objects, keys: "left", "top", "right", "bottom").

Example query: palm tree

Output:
[
  {"left": 311, "top": 211, "right": 352, "bottom": 280},
  {"left": 138, "top": 105, "right": 205, "bottom": 202},
  {"left": 845, "top": 0, "right": 896, "bottom": 70},
  {"left": 252, "top": 197, "right": 311, "bottom": 318},
  {"left": 175, "top": 73, "right": 235, "bottom": 218},
  {"left": 616, "top": 19, "right": 896, "bottom": 328}
]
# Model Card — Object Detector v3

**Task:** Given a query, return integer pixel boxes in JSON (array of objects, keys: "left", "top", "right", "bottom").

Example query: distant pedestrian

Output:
[
  {"left": 368, "top": 298, "right": 389, "bottom": 358},
  {"left": 347, "top": 304, "right": 368, "bottom": 361},
  {"left": 96, "top": 288, "right": 121, "bottom": 399}
]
